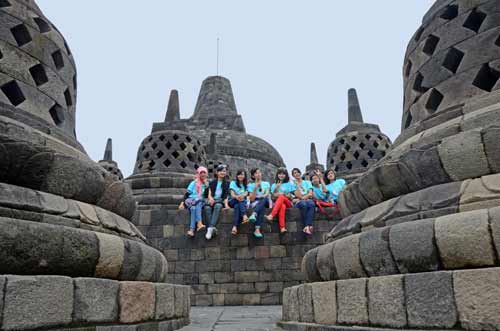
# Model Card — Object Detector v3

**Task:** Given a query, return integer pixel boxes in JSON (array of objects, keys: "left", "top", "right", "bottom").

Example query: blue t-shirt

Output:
[
  {"left": 214, "top": 181, "right": 223, "bottom": 199},
  {"left": 326, "top": 179, "right": 347, "bottom": 202},
  {"left": 312, "top": 184, "right": 328, "bottom": 201},
  {"left": 293, "top": 180, "right": 313, "bottom": 195},
  {"left": 187, "top": 180, "right": 207, "bottom": 199},
  {"left": 229, "top": 181, "right": 247, "bottom": 196},
  {"left": 271, "top": 182, "right": 295, "bottom": 195},
  {"left": 248, "top": 181, "right": 270, "bottom": 198}
]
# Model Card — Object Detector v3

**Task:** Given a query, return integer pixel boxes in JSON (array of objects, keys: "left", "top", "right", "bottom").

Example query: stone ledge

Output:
[
  {"left": 283, "top": 267, "right": 500, "bottom": 331},
  {"left": 278, "top": 321, "right": 462, "bottom": 331},
  {"left": 0, "top": 276, "right": 190, "bottom": 331}
]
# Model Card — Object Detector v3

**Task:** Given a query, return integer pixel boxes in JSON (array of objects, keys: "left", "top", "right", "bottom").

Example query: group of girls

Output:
[{"left": 179, "top": 164, "right": 346, "bottom": 239}]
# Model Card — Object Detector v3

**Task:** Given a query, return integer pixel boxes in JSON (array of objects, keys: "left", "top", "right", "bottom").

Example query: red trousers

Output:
[{"left": 271, "top": 195, "right": 292, "bottom": 229}]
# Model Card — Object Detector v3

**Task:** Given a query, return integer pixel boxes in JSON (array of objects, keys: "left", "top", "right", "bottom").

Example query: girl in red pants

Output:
[{"left": 265, "top": 168, "right": 293, "bottom": 233}]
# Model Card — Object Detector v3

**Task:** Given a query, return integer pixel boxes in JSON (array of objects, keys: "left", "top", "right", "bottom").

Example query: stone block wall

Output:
[{"left": 134, "top": 206, "right": 341, "bottom": 306}]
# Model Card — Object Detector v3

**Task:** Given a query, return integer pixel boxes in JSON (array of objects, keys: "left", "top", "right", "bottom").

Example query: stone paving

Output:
[{"left": 179, "top": 306, "right": 283, "bottom": 331}]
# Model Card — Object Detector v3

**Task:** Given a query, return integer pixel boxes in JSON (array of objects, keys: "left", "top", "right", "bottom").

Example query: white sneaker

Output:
[{"left": 206, "top": 227, "right": 214, "bottom": 240}]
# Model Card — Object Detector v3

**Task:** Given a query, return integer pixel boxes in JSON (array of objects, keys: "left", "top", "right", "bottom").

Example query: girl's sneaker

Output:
[
  {"left": 253, "top": 231, "right": 263, "bottom": 238},
  {"left": 303, "top": 227, "right": 312, "bottom": 236},
  {"left": 249, "top": 212, "right": 257, "bottom": 223},
  {"left": 205, "top": 227, "right": 214, "bottom": 240}
]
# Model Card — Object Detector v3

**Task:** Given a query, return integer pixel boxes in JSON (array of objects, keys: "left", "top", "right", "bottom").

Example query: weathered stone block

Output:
[
  {"left": 359, "top": 228, "right": 398, "bottom": 276},
  {"left": 438, "top": 130, "right": 490, "bottom": 181},
  {"left": 61, "top": 227, "right": 99, "bottom": 277},
  {"left": 389, "top": 218, "right": 439, "bottom": 273},
  {"left": 282, "top": 286, "right": 300, "bottom": 322},
  {"left": 483, "top": 126, "right": 500, "bottom": 173},
  {"left": 315, "top": 242, "right": 337, "bottom": 281},
  {"left": 155, "top": 284, "right": 175, "bottom": 320},
  {"left": 435, "top": 209, "right": 495, "bottom": 269},
  {"left": 95, "top": 232, "right": 124, "bottom": 279},
  {"left": 454, "top": 268, "right": 500, "bottom": 331},
  {"left": 119, "top": 282, "right": 155, "bottom": 323},
  {"left": 337, "top": 278, "right": 368, "bottom": 325},
  {"left": 74, "top": 278, "right": 119, "bottom": 323},
  {"left": 311, "top": 281, "right": 337, "bottom": 325},
  {"left": 333, "top": 234, "right": 367, "bottom": 279},
  {"left": 301, "top": 247, "right": 321, "bottom": 282},
  {"left": 174, "top": 285, "right": 190, "bottom": 318},
  {"left": 3, "top": 276, "right": 73, "bottom": 330},
  {"left": 405, "top": 272, "right": 457, "bottom": 328},
  {"left": 297, "top": 284, "right": 314, "bottom": 323},
  {"left": 368, "top": 275, "right": 406, "bottom": 328}
]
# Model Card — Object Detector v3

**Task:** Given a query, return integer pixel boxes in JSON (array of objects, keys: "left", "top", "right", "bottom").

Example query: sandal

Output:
[
  {"left": 280, "top": 228, "right": 287, "bottom": 234},
  {"left": 241, "top": 216, "right": 250, "bottom": 224},
  {"left": 303, "top": 227, "right": 312, "bottom": 235},
  {"left": 196, "top": 222, "right": 206, "bottom": 232},
  {"left": 187, "top": 230, "right": 195, "bottom": 237},
  {"left": 231, "top": 227, "right": 238, "bottom": 235},
  {"left": 265, "top": 214, "right": 274, "bottom": 222}
]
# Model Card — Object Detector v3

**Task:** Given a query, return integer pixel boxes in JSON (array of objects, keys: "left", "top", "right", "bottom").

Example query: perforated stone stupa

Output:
[
  {"left": 98, "top": 138, "right": 124, "bottom": 181},
  {"left": 282, "top": 1, "right": 500, "bottom": 330},
  {"left": 326, "top": 89, "right": 392, "bottom": 182},
  {"left": 0, "top": 1, "right": 190, "bottom": 330}
]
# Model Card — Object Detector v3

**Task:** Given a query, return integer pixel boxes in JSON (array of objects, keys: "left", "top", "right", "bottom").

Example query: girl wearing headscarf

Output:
[{"left": 179, "top": 166, "right": 209, "bottom": 237}]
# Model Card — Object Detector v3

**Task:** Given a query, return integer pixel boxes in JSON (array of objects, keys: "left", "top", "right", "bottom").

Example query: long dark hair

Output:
[
  {"left": 235, "top": 169, "right": 247, "bottom": 189},
  {"left": 324, "top": 168, "right": 336, "bottom": 184},
  {"left": 274, "top": 168, "right": 290, "bottom": 184},
  {"left": 250, "top": 168, "right": 260, "bottom": 181}
]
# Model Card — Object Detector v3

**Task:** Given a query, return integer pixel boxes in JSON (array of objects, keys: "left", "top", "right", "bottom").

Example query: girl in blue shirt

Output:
[
  {"left": 311, "top": 170, "right": 329, "bottom": 202},
  {"left": 178, "top": 166, "right": 208, "bottom": 237},
  {"left": 265, "top": 168, "right": 293, "bottom": 233},
  {"left": 324, "top": 169, "right": 346, "bottom": 203},
  {"left": 248, "top": 168, "right": 271, "bottom": 238},
  {"left": 291, "top": 168, "right": 316, "bottom": 235},
  {"left": 229, "top": 169, "right": 249, "bottom": 235}
]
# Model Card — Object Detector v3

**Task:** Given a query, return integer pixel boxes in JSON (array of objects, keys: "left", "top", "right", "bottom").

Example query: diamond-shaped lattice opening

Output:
[
  {"left": 382, "top": 151, "right": 387, "bottom": 157},
  {"left": 149, "top": 160, "right": 155, "bottom": 169},
  {"left": 180, "top": 161, "right": 187, "bottom": 168},
  {"left": 425, "top": 89, "right": 444, "bottom": 112},
  {"left": 180, "top": 142, "right": 187, "bottom": 150},
  {"left": 473, "top": 63, "right": 500, "bottom": 92},
  {"left": 351, "top": 136, "right": 357, "bottom": 141},
  {"left": 51, "top": 50, "right": 64, "bottom": 70},
  {"left": 373, "top": 141, "right": 379, "bottom": 148},
  {"left": 440, "top": 5, "right": 459, "bottom": 20},
  {"left": 73, "top": 75, "right": 77, "bottom": 90},
  {"left": 414, "top": 26, "right": 424, "bottom": 42},
  {"left": 187, "top": 153, "right": 195, "bottom": 162},
  {"left": 186, "top": 136, "right": 192, "bottom": 142},
  {"left": 340, "top": 153, "right": 346, "bottom": 161},
  {"left": 163, "top": 159, "right": 171, "bottom": 167},
  {"left": 173, "top": 134, "right": 179, "bottom": 141},
  {"left": 339, "top": 138, "right": 345, "bottom": 144},
  {"left": 156, "top": 150, "right": 164, "bottom": 158},
  {"left": 165, "top": 141, "right": 172, "bottom": 149},
  {"left": 405, "top": 61, "right": 413, "bottom": 78},
  {"left": 345, "top": 144, "right": 351, "bottom": 151},
  {"left": 385, "top": 144, "right": 390, "bottom": 149},
  {"left": 413, "top": 72, "right": 429, "bottom": 93},
  {"left": 334, "top": 147, "right": 338, "bottom": 154},
  {"left": 64, "top": 88, "right": 73, "bottom": 106},
  {"left": 365, "top": 134, "right": 371, "bottom": 140},
  {"left": 346, "top": 162, "right": 353, "bottom": 170},
  {"left": 29, "top": 64, "right": 48, "bottom": 86},
  {"left": 404, "top": 112, "right": 413, "bottom": 129},
  {"left": 11, "top": 24, "right": 31, "bottom": 46},
  {"left": 193, "top": 145, "right": 198, "bottom": 152},
  {"left": 496, "top": 34, "right": 500, "bottom": 47},
  {"left": 143, "top": 152, "right": 150, "bottom": 159},
  {"left": 330, "top": 159, "right": 334, "bottom": 165},
  {"left": 172, "top": 151, "right": 180, "bottom": 159},
  {"left": 140, "top": 145, "right": 146, "bottom": 151},
  {"left": 1, "top": 81, "right": 25, "bottom": 106},
  {"left": 159, "top": 135, "right": 165, "bottom": 141},
  {"left": 147, "top": 136, "right": 153, "bottom": 142},
  {"left": 34, "top": 17, "right": 51, "bottom": 33},
  {"left": 359, "top": 142, "right": 366, "bottom": 149},
  {"left": 151, "top": 142, "right": 158, "bottom": 150},
  {"left": 463, "top": 9, "right": 486, "bottom": 33},
  {"left": 353, "top": 151, "right": 360, "bottom": 159},
  {"left": 361, "top": 159, "right": 369, "bottom": 167},
  {"left": 49, "top": 104, "right": 64, "bottom": 126},
  {"left": 138, "top": 164, "right": 143, "bottom": 170},
  {"left": 368, "top": 150, "right": 374, "bottom": 158},
  {"left": 334, "top": 165, "right": 339, "bottom": 171},
  {"left": 0, "top": 0, "right": 11, "bottom": 7},
  {"left": 423, "top": 35, "right": 440, "bottom": 56},
  {"left": 442, "top": 47, "right": 464, "bottom": 73},
  {"left": 377, "top": 135, "right": 383, "bottom": 140}
]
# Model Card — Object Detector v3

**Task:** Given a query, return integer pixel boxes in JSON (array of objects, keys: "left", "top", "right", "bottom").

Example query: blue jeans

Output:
[
  {"left": 229, "top": 199, "right": 247, "bottom": 226},
  {"left": 252, "top": 198, "right": 269, "bottom": 228},
  {"left": 204, "top": 202, "right": 223, "bottom": 228},
  {"left": 295, "top": 199, "right": 315, "bottom": 227},
  {"left": 189, "top": 201, "right": 204, "bottom": 230}
]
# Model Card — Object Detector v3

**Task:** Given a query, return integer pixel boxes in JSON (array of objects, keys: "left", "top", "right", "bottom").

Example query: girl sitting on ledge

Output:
[
  {"left": 324, "top": 168, "right": 346, "bottom": 204},
  {"left": 248, "top": 168, "right": 271, "bottom": 238},
  {"left": 179, "top": 166, "right": 208, "bottom": 237},
  {"left": 204, "top": 164, "right": 230, "bottom": 240},
  {"left": 265, "top": 168, "right": 293, "bottom": 234},
  {"left": 291, "top": 168, "right": 315, "bottom": 235},
  {"left": 229, "top": 169, "right": 250, "bottom": 235}
]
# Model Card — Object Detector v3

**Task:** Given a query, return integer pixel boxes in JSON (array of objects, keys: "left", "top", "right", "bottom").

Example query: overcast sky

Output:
[{"left": 37, "top": 1, "right": 435, "bottom": 177}]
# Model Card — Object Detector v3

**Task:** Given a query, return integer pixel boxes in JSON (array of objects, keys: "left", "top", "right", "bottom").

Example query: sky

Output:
[{"left": 37, "top": 1, "right": 435, "bottom": 177}]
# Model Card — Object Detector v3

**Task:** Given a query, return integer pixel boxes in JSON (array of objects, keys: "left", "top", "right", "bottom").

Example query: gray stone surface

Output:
[
  {"left": 337, "top": 278, "right": 368, "bottom": 325},
  {"left": 74, "top": 278, "right": 119, "bottom": 323},
  {"left": 483, "top": 126, "right": 500, "bottom": 173},
  {"left": 302, "top": 248, "right": 322, "bottom": 282},
  {"left": 297, "top": 284, "right": 314, "bottom": 323},
  {"left": 282, "top": 286, "right": 300, "bottom": 322},
  {"left": 454, "top": 268, "right": 500, "bottom": 331},
  {"left": 368, "top": 275, "right": 406, "bottom": 328},
  {"left": 359, "top": 227, "right": 398, "bottom": 277},
  {"left": 405, "top": 272, "right": 457, "bottom": 328},
  {"left": 95, "top": 232, "right": 124, "bottom": 279},
  {"left": 333, "top": 234, "right": 367, "bottom": 279},
  {"left": 316, "top": 242, "right": 337, "bottom": 281},
  {"left": 3, "top": 276, "right": 73, "bottom": 330},
  {"left": 155, "top": 283, "right": 175, "bottom": 320},
  {"left": 389, "top": 218, "right": 439, "bottom": 273},
  {"left": 119, "top": 281, "right": 156, "bottom": 324},
  {"left": 435, "top": 209, "right": 495, "bottom": 269},
  {"left": 311, "top": 282, "right": 337, "bottom": 325}
]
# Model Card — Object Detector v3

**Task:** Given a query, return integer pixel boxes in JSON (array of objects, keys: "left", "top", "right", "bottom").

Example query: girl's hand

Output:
[
  {"left": 209, "top": 197, "right": 215, "bottom": 206},
  {"left": 178, "top": 202, "right": 185, "bottom": 210},
  {"left": 293, "top": 198, "right": 300, "bottom": 204}
]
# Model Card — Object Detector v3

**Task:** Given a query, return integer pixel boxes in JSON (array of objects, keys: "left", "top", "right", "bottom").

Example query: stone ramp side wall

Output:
[{"left": 134, "top": 207, "right": 341, "bottom": 306}]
